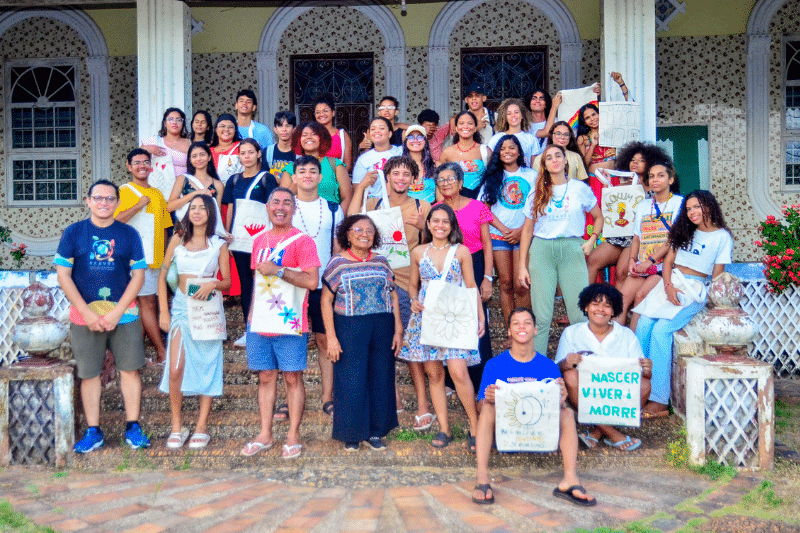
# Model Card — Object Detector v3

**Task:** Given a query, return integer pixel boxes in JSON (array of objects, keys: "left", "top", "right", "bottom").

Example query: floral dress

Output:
[{"left": 399, "top": 244, "right": 480, "bottom": 364}]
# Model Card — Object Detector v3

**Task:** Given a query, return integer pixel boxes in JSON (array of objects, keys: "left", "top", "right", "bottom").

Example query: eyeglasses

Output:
[
  {"left": 166, "top": 117, "right": 184, "bottom": 124},
  {"left": 552, "top": 132, "right": 571, "bottom": 138},
  {"left": 131, "top": 160, "right": 151, "bottom": 167},
  {"left": 217, "top": 125, "right": 236, "bottom": 130},
  {"left": 90, "top": 195, "right": 117, "bottom": 204},
  {"left": 378, "top": 105, "right": 397, "bottom": 111},
  {"left": 350, "top": 227, "right": 375, "bottom": 236},
  {"left": 436, "top": 177, "right": 458, "bottom": 185},
  {"left": 407, "top": 134, "right": 426, "bottom": 142}
]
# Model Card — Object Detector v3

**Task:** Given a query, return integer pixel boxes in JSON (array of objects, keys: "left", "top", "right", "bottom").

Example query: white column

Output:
[
  {"left": 384, "top": 47, "right": 407, "bottom": 122},
  {"left": 601, "top": 0, "right": 656, "bottom": 142},
  {"left": 746, "top": 33, "right": 777, "bottom": 219},
  {"left": 85, "top": 56, "right": 111, "bottom": 181},
  {"left": 428, "top": 46, "right": 450, "bottom": 117},
  {"left": 136, "top": 0, "right": 192, "bottom": 142},
  {"left": 561, "top": 41, "right": 584, "bottom": 89},
  {"left": 256, "top": 51, "right": 278, "bottom": 120}
]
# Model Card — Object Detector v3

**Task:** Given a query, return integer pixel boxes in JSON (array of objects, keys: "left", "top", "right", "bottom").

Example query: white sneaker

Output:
[{"left": 234, "top": 333, "right": 247, "bottom": 347}]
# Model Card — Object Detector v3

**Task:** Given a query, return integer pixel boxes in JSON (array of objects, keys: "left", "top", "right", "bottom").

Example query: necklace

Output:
[
  {"left": 295, "top": 198, "right": 323, "bottom": 238},
  {"left": 347, "top": 249, "right": 371, "bottom": 262},
  {"left": 456, "top": 140, "right": 476, "bottom": 153},
  {"left": 430, "top": 241, "right": 448, "bottom": 250},
  {"left": 651, "top": 192, "right": 673, "bottom": 218},
  {"left": 550, "top": 182, "right": 569, "bottom": 210}
]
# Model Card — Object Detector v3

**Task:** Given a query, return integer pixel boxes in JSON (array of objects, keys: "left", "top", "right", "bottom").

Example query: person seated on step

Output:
[
  {"left": 472, "top": 307, "right": 596, "bottom": 507},
  {"left": 557, "top": 283, "right": 652, "bottom": 452}
]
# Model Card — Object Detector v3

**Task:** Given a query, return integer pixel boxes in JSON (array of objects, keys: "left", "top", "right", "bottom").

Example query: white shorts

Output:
[{"left": 138, "top": 267, "right": 159, "bottom": 296}]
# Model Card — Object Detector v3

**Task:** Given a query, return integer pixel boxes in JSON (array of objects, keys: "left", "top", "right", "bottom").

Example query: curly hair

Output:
[
  {"left": 615, "top": 142, "right": 672, "bottom": 187},
  {"left": 494, "top": 98, "right": 532, "bottom": 133},
  {"left": 548, "top": 121, "right": 580, "bottom": 153},
  {"left": 530, "top": 145, "right": 568, "bottom": 226},
  {"left": 451, "top": 110, "right": 482, "bottom": 145},
  {"left": 383, "top": 155, "right": 419, "bottom": 180},
  {"left": 668, "top": 190, "right": 728, "bottom": 252},
  {"left": 179, "top": 194, "right": 217, "bottom": 242},
  {"left": 186, "top": 142, "right": 220, "bottom": 181},
  {"left": 480, "top": 134, "right": 526, "bottom": 207},
  {"left": 402, "top": 134, "right": 435, "bottom": 180},
  {"left": 210, "top": 114, "right": 242, "bottom": 147},
  {"left": 576, "top": 103, "right": 599, "bottom": 139},
  {"left": 421, "top": 203, "right": 464, "bottom": 245},
  {"left": 647, "top": 157, "right": 681, "bottom": 193},
  {"left": 578, "top": 283, "right": 624, "bottom": 318},
  {"left": 525, "top": 89, "right": 552, "bottom": 120},
  {"left": 336, "top": 214, "right": 381, "bottom": 251},
  {"left": 292, "top": 121, "right": 332, "bottom": 157}
]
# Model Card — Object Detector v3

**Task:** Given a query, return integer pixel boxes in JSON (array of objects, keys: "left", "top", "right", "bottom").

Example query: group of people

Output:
[{"left": 54, "top": 80, "right": 733, "bottom": 508}]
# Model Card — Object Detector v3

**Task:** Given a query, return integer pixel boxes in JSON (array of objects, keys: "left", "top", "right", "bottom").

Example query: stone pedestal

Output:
[{"left": 0, "top": 362, "right": 75, "bottom": 467}]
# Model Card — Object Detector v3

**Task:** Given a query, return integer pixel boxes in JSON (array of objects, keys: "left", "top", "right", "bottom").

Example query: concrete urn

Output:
[
  {"left": 11, "top": 282, "right": 68, "bottom": 357},
  {"left": 695, "top": 272, "right": 758, "bottom": 357}
]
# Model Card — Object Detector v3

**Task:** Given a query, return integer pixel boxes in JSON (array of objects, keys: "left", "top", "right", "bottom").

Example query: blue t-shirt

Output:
[
  {"left": 53, "top": 219, "right": 146, "bottom": 325},
  {"left": 238, "top": 121, "right": 273, "bottom": 151},
  {"left": 477, "top": 350, "right": 561, "bottom": 400}
]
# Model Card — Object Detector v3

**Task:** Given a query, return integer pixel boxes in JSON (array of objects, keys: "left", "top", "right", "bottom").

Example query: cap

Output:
[
  {"left": 404, "top": 124, "right": 427, "bottom": 139},
  {"left": 464, "top": 82, "right": 486, "bottom": 97}
]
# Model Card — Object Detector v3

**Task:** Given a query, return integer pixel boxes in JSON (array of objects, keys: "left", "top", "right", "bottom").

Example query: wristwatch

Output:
[{"left": 276, "top": 267, "right": 286, "bottom": 279}]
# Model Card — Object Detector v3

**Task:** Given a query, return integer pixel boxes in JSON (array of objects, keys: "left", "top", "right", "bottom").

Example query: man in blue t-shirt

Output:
[
  {"left": 472, "top": 307, "right": 596, "bottom": 507},
  {"left": 54, "top": 179, "right": 151, "bottom": 454}
]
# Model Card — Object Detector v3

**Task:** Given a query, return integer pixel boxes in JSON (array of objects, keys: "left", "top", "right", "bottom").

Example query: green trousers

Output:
[{"left": 528, "top": 237, "right": 589, "bottom": 355}]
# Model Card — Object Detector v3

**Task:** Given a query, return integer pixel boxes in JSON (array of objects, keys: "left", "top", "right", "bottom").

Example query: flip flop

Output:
[
  {"left": 413, "top": 412, "right": 436, "bottom": 431},
  {"left": 188, "top": 433, "right": 210, "bottom": 449},
  {"left": 282, "top": 443, "right": 302, "bottom": 459},
  {"left": 472, "top": 483, "right": 495, "bottom": 505},
  {"left": 466, "top": 430, "right": 476, "bottom": 454},
  {"left": 553, "top": 485, "right": 597, "bottom": 507},
  {"left": 603, "top": 435, "right": 642, "bottom": 451},
  {"left": 322, "top": 401, "right": 334, "bottom": 417},
  {"left": 430, "top": 431, "right": 453, "bottom": 448},
  {"left": 166, "top": 428, "right": 189, "bottom": 449},
  {"left": 642, "top": 410, "right": 669, "bottom": 419},
  {"left": 578, "top": 430, "right": 600, "bottom": 449},
  {"left": 240, "top": 441, "right": 273, "bottom": 457},
  {"left": 273, "top": 403, "right": 289, "bottom": 421}
]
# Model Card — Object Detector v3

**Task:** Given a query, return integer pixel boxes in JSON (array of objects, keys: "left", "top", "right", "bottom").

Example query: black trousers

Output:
[{"left": 232, "top": 251, "right": 254, "bottom": 322}]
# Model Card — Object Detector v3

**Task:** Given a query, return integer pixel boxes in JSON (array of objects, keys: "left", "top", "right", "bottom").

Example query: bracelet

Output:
[
  {"left": 591, "top": 231, "right": 599, "bottom": 237},
  {"left": 664, "top": 283, "right": 673, "bottom": 288},
  {"left": 620, "top": 83, "right": 626, "bottom": 87},
  {"left": 648, "top": 256, "right": 655, "bottom": 263},
  {"left": 484, "top": 275, "right": 494, "bottom": 282}
]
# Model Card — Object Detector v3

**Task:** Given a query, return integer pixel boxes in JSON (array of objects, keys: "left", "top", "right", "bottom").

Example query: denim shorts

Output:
[
  {"left": 246, "top": 328, "right": 308, "bottom": 372},
  {"left": 491, "top": 238, "right": 520, "bottom": 252}
]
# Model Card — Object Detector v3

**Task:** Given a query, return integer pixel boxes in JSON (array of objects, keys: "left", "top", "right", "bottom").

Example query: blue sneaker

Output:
[
  {"left": 124, "top": 422, "right": 151, "bottom": 449},
  {"left": 74, "top": 427, "right": 104, "bottom": 454}
]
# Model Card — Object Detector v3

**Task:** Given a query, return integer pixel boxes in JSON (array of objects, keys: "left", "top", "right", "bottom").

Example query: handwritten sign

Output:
[
  {"left": 599, "top": 101, "right": 641, "bottom": 148},
  {"left": 494, "top": 379, "right": 561, "bottom": 452},
  {"left": 601, "top": 184, "right": 646, "bottom": 238},
  {"left": 577, "top": 357, "right": 641, "bottom": 427},
  {"left": 186, "top": 278, "right": 227, "bottom": 341}
]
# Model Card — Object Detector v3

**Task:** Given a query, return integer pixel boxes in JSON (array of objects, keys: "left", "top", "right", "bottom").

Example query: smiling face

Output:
[
  {"left": 542, "top": 146, "right": 566, "bottom": 175},
  {"left": 267, "top": 190, "right": 295, "bottom": 228},
  {"left": 300, "top": 127, "right": 321, "bottom": 154},
  {"left": 292, "top": 163, "right": 322, "bottom": 193},
  {"left": 648, "top": 164, "right": 673, "bottom": 194},
  {"left": 508, "top": 310, "right": 537, "bottom": 346},
  {"left": 86, "top": 184, "right": 119, "bottom": 221},
  {"left": 582, "top": 107, "right": 599, "bottom": 129},
  {"left": 585, "top": 296, "right": 614, "bottom": 329},
  {"left": 405, "top": 131, "right": 426, "bottom": 153},
  {"left": 505, "top": 104, "right": 522, "bottom": 128},
  {"left": 216, "top": 120, "right": 236, "bottom": 143},
  {"left": 435, "top": 169, "right": 461, "bottom": 197},
  {"left": 551, "top": 125, "right": 572, "bottom": 148},
  {"left": 164, "top": 111, "right": 184, "bottom": 136},
  {"left": 188, "top": 196, "right": 209, "bottom": 227},
  {"left": 499, "top": 139, "right": 520, "bottom": 167},
  {"left": 189, "top": 146, "right": 210, "bottom": 171},
  {"left": 314, "top": 103, "right": 333, "bottom": 126},
  {"left": 387, "top": 164, "right": 413, "bottom": 194},
  {"left": 456, "top": 114, "right": 477, "bottom": 140},
  {"left": 427, "top": 208, "right": 452, "bottom": 242},
  {"left": 349, "top": 218, "right": 376, "bottom": 251},
  {"left": 126, "top": 152, "right": 151, "bottom": 182},
  {"left": 685, "top": 197, "right": 707, "bottom": 228},
  {"left": 236, "top": 95, "right": 256, "bottom": 116},
  {"left": 238, "top": 142, "right": 261, "bottom": 170},
  {"left": 369, "top": 119, "right": 390, "bottom": 145},
  {"left": 529, "top": 91, "right": 547, "bottom": 113},
  {"left": 192, "top": 114, "right": 208, "bottom": 135}
]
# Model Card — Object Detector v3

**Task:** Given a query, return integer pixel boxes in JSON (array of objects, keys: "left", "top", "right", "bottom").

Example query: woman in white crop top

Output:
[{"left": 157, "top": 195, "right": 231, "bottom": 450}]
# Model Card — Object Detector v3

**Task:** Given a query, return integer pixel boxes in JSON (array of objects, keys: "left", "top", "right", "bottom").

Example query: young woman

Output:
[
  {"left": 313, "top": 94, "right": 353, "bottom": 172},
  {"left": 399, "top": 204, "right": 485, "bottom": 451},
  {"left": 352, "top": 117, "right": 402, "bottom": 198},
  {"left": 576, "top": 72, "right": 630, "bottom": 176},
  {"left": 402, "top": 125, "right": 437, "bottom": 203},
  {"left": 141, "top": 107, "right": 192, "bottom": 180},
  {"left": 532, "top": 121, "right": 589, "bottom": 182},
  {"left": 322, "top": 215, "right": 403, "bottom": 452},
  {"left": 487, "top": 98, "right": 537, "bottom": 165},
  {"left": 279, "top": 121, "right": 352, "bottom": 212},
  {"left": 189, "top": 110, "right": 213, "bottom": 145},
  {"left": 438, "top": 111, "right": 491, "bottom": 200},
  {"left": 479, "top": 134, "right": 535, "bottom": 323},
  {"left": 635, "top": 190, "right": 732, "bottom": 417},
  {"left": 158, "top": 195, "right": 231, "bottom": 449},
  {"left": 618, "top": 158, "right": 683, "bottom": 330},
  {"left": 221, "top": 139, "right": 278, "bottom": 347},
  {"left": 527, "top": 89, "right": 553, "bottom": 153},
  {"left": 209, "top": 114, "right": 244, "bottom": 186},
  {"left": 518, "top": 145, "right": 603, "bottom": 355},
  {"left": 166, "top": 142, "right": 225, "bottom": 225}
]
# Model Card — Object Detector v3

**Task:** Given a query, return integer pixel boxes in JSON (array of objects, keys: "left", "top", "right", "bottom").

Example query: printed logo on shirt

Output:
[
  {"left": 90, "top": 236, "right": 116, "bottom": 271},
  {"left": 499, "top": 177, "right": 531, "bottom": 210},
  {"left": 459, "top": 160, "right": 480, "bottom": 174},
  {"left": 373, "top": 158, "right": 390, "bottom": 171},
  {"left": 682, "top": 243, "right": 706, "bottom": 256}
]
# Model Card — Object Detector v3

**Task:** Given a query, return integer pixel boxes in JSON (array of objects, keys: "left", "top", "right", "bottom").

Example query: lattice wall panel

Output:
[
  {"left": 738, "top": 281, "right": 799, "bottom": 377},
  {"left": 8, "top": 380, "right": 56, "bottom": 465},
  {"left": 0, "top": 288, "right": 70, "bottom": 366},
  {"left": 704, "top": 378, "right": 759, "bottom": 468}
]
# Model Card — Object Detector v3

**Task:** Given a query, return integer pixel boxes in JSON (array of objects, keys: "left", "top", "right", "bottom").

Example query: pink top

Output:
[
  {"left": 325, "top": 128, "right": 345, "bottom": 159},
  {"left": 142, "top": 136, "right": 188, "bottom": 177},
  {"left": 435, "top": 199, "right": 493, "bottom": 254}
]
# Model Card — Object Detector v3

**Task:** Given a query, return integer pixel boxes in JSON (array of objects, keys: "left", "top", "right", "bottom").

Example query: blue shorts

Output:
[
  {"left": 491, "top": 238, "right": 520, "bottom": 252},
  {"left": 246, "top": 328, "right": 308, "bottom": 372}
]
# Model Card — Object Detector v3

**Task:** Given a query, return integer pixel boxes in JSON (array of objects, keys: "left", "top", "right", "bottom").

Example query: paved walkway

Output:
[{"left": 0, "top": 464, "right": 771, "bottom": 532}]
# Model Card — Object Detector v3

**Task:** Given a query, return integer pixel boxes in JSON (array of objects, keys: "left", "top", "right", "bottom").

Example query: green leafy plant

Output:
[
  {"left": 690, "top": 461, "right": 737, "bottom": 481},
  {"left": 0, "top": 500, "right": 58, "bottom": 532},
  {"left": 665, "top": 425, "right": 690, "bottom": 467},
  {"left": 741, "top": 480, "right": 784, "bottom": 509},
  {"left": 754, "top": 204, "right": 800, "bottom": 294},
  {"left": 9, "top": 242, "right": 27, "bottom": 269}
]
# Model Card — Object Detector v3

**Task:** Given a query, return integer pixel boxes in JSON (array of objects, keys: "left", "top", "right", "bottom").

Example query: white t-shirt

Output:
[
  {"left": 488, "top": 131, "right": 538, "bottom": 167},
  {"left": 555, "top": 321, "right": 644, "bottom": 364},
  {"left": 633, "top": 194, "right": 684, "bottom": 262},
  {"left": 479, "top": 167, "right": 538, "bottom": 237},
  {"left": 527, "top": 120, "right": 549, "bottom": 155},
  {"left": 352, "top": 145, "right": 403, "bottom": 198},
  {"left": 292, "top": 197, "right": 344, "bottom": 288},
  {"left": 524, "top": 179, "right": 596, "bottom": 239},
  {"left": 674, "top": 228, "right": 733, "bottom": 276}
]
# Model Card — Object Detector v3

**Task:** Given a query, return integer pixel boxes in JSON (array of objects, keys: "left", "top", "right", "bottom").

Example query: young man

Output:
[
  {"left": 418, "top": 108, "right": 450, "bottom": 162},
  {"left": 557, "top": 283, "right": 652, "bottom": 451},
  {"left": 235, "top": 89, "right": 273, "bottom": 150},
  {"left": 449, "top": 82, "right": 494, "bottom": 144},
  {"left": 114, "top": 148, "right": 172, "bottom": 364},
  {"left": 473, "top": 307, "right": 596, "bottom": 507},
  {"left": 264, "top": 110, "right": 297, "bottom": 176},
  {"left": 241, "top": 187, "right": 320, "bottom": 459},
  {"left": 55, "top": 180, "right": 150, "bottom": 453},
  {"left": 349, "top": 155, "right": 431, "bottom": 418},
  {"left": 291, "top": 156, "right": 344, "bottom": 418}
]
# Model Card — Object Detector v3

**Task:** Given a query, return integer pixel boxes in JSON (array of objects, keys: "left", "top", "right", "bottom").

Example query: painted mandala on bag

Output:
[{"left": 427, "top": 291, "right": 472, "bottom": 340}]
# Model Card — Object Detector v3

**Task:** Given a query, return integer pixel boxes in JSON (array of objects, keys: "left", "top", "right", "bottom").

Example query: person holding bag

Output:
[
  {"left": 634, "top": 190, "right": 732, "bottom": 418},
  {"left": 157, "top": 195, "right": 231, "bottom": 449},
  {"left": 399, "top": 204, "right": 485, "bottom": 451}
]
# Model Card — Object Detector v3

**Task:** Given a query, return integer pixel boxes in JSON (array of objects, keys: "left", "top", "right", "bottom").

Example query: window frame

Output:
[
  {"left": 4, "top": 57, "right": 82, "bottom": 206},
  {"left": 782, "top": 35, "right": 800, "bottom": 192}
]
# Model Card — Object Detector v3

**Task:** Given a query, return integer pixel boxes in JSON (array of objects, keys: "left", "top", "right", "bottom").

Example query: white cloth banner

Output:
[
  {"left": 186, "top": 278, "right": 227, "bottom": 341},
  {"left": 577, "top": 356, "right": 642, "bottom": 427},
  {"left": 557, "top": 84, "right": 598, "bottom": 126},
  {"left": 599, "top": 101, "right": 641, "bottom": 148},
  {"left": 495, "top": 378, "right": 561, "bottom": 452},
  {"left": 363, "top": 177, "right": 410, "bottom": 269},
  {"left": 632, "top": 270, "right": 707, "bottom": 320},
  {"left": 600, "top": 181, "right": 646, "bottom": 238}
]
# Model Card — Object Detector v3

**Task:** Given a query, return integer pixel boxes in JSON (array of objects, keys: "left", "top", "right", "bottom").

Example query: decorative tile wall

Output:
[
  {"left": 582, "top": 39, "right": 601, "bottom": 87},
  {"left": 406, "top": 46, "right": 429, "bottom": 120},
  {"left": 109, "top": 56, "right": 138, "bottom": 183},
  {"left": 192, "top": 52, "right": 257, "bottom": 121}
]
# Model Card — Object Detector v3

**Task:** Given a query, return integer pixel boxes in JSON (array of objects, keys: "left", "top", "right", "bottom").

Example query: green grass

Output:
[
  {"left": 391, "top": 422, "right": 467, "bottom": 443},
  {"left": 570, "top": 522, "right": 660, "bottom": 533},
  {"left": 0, "top": 500, "right": 58, "bottom": 533},
  {"left": 740, "top": 480, "right": 784, "bottom": 509},
  {"left": 690, "top": 461, "right": 737, "bottom": 481}
]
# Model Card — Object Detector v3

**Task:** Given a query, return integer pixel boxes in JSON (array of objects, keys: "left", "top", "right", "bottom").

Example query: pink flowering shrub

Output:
[{"left": 755, "top": 204, "right": 800, "bottom": 294}]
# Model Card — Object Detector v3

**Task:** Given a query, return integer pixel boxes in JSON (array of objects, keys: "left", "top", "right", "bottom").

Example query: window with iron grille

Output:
[
  {"left": 783, "top": 38, "right": 800, "bottom": 190},
  {"left": 460, "top": 47, "right": 548, "bottom": 112},
  {"left": 5, "top": 60, "right": 80, "bottom": 205}
]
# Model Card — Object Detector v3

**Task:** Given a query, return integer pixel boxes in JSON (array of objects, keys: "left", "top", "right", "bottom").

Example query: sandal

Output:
[
  {"left": 466, "top": 430, "right": 476, "bottom": 454},
  {"left": 282, "top": 443, "right": 302, "bottom": 459},
  {"left": 188, "top": 433, "right": 210, "bottom": 449},
  {"left": 553, "top": 485, "right": 596, "bottom": 507},
  {"left": 578, "top": 430, "right": 600, "bottom": 449},
  {"left": 322, "top": 401, "right": 334, "bottom": 417},
  {"left": 472, "top": 483, "right": 495, "bottom": 505},
  {"left": 603, "top": 435, "right": 642, "bottom": 452},
  {"left": 240, "top": 441, "right": 273, "bottom": 457},
  {"left": 166, "top": 428, "right": 189, "bottom": 449},
  {"left": 430, "top": 431, "right": 453, "bottom": 448},
  {"left": 273, "top": 403, "right": 289, "bottom": 422},
  {"left": 413, "top": 412, "right": 436, "bottom": 431}
]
